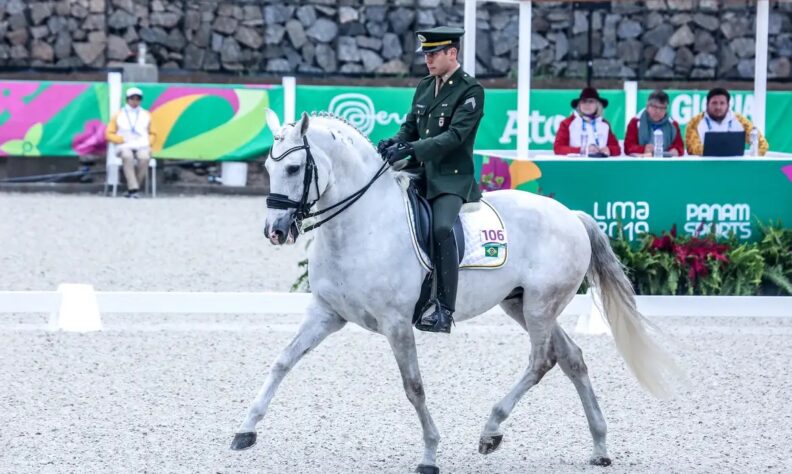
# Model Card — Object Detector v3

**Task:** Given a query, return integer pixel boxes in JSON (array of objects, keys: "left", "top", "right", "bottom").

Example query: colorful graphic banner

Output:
[
  {"left": 0, "top": 81, "right": 283, "bottom": 161},
  {"left": 475, "top": 154, "right": 792, "bottom": 242}
]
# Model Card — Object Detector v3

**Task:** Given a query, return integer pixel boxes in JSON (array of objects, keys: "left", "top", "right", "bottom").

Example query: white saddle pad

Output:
[{"left": 401, "top": 188, "right": 508, "bottom": 271}]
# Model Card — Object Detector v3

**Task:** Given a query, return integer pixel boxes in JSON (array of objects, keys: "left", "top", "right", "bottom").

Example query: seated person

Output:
[
  {"left": 554, "top": 87, "right": 621, "bottom": 157},
  {"left": 624, "top": 89, "right": 684, "bottom": 157},
  {"left": 685, "top": 87, "right": 769, "bottom": 156},
  {"left": 105, "top": 87, "right": 157, "bottom": 198}
]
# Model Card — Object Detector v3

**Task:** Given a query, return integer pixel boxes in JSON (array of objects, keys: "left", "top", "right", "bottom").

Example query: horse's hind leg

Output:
[
  {"left": 384, "top": 323, "right": 441, "bottom": 474},
  {"left": 479, "top": 298, "right": 557, "bottom": 455},
  {"left": 552, "top": 324, "right": 611, "bottom": 466},
  {"left": 231, "top": 302, "right": 346, "bottom": 450}
]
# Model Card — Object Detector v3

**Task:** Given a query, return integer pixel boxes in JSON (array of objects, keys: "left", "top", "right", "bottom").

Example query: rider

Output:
[{"left": 378, "top": 26, "right": 485, "bottom": 334}]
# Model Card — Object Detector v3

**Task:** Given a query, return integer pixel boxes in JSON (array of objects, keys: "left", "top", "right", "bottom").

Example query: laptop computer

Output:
[{"left": 703, "top": 131, "right": 746, "bottom": 157}]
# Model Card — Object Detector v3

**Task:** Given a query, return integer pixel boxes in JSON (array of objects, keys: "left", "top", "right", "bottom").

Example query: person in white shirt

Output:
[{"left": 105, "top": 87, "right": 157, "bottom": 198}]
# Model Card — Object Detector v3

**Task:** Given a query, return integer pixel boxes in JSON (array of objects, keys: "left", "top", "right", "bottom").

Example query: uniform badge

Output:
[
  {"left": 465, "top": 97, "right": 477, "bottom": 110},
  {"left": 417, "top": 34, "right": 427, "bottom": 42},
  {"left": 438, "top": 117, "right": 445, "bottom": 127}
]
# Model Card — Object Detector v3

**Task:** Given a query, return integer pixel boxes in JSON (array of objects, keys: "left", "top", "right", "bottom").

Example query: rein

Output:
[{"left": 266, "top": 135, "right": 389, "bottom": 233}]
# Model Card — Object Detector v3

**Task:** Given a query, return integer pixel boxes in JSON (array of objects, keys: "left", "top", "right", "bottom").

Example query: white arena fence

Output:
[{"left": 1, "top": 284, "right": 791, "bottom": 334}]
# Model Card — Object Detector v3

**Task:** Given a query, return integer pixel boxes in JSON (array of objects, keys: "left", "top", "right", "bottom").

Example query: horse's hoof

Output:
[
  {"left": 590, "top": 456, "right": 612, "bottom": 466},
  {"left": 230, "top": 432, "right": 257, "bottom": 451},
  {"left": 415, "top": 464, "right": 439, "bottom": 474},
  {"left": 478, "top": 433, "right": 504, "bottom": 455}
]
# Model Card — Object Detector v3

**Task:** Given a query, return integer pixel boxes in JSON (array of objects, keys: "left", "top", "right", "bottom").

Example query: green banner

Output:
[
  {"left": 296, "top": 86, "right": 626, "bottom": 151},
  {"left": 475, "top": 154, "right": 792, "bottom": 242},
  {"left": 637, "top": 89, "right": 792, "bottom": 155},
  {"left": 295, "top": 85, "right": 413, "bottom": 145},
  {"left": 481, "top": 89, "right": 625, "bottom": 151}
]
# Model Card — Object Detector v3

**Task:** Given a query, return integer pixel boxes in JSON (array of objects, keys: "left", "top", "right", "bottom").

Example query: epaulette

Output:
[{"left": 460, "top": 71, "right": 480, "bottom": 85}]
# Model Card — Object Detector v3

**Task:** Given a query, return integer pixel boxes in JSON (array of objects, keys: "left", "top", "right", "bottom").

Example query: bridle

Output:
[{"left": 265, "top": 134, "right": 389, "bottom": 235}]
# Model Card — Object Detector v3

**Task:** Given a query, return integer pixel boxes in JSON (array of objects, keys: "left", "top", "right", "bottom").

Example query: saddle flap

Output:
[{"left": 406, "top": 184, "right": 464, "bottom": 265}]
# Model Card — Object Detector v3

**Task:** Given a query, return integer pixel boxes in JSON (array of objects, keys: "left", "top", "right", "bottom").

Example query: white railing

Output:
[{"left": 1, "top": 285, "right": 790, "bottom": 334}]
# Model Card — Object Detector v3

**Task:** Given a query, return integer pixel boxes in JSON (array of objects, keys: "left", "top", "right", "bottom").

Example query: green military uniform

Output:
[
  {"left": 394, "top": 66, "right": 484, "bottom": 203},
  {"left": 382, "top": 26, "right": 485, "bottom": 333}
]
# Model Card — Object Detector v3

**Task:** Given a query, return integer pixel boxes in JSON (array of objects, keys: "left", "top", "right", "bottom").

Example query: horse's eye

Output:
[{"left": 286, "top": 165, "right": 301, "bottom": 176}]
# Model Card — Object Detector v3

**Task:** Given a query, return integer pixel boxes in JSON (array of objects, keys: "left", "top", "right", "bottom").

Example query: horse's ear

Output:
[
  {"left": 298, "top": 111, "right": 310, "bottom": 137},
  {"left": 265, "top": 108, "right": 282, "bottom": 136}
]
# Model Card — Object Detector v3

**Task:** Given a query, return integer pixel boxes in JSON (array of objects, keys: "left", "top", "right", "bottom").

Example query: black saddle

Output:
[{"left": 406, "top": 183, "right": 465, "bottom": 265}]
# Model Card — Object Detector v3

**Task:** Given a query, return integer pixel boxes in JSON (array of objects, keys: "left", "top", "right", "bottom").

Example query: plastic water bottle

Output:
[
  {"left": 749, "top": 128, "right": 759, "bottom": 156},
  {"left": 580, "top": 130, "right": 590, "bottom": 158},
  {"left": 653, "top": 129, "right": 664, "bottom": 158}
]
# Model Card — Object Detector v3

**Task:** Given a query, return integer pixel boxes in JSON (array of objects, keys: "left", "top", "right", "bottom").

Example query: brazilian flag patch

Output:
[{"left": 483, "top": 243, "right": 501, "bottom": 258}]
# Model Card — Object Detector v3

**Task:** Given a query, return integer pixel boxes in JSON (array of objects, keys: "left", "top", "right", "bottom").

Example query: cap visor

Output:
[{"left": 416, "top": 45, "right": 447, "bottom": 54}]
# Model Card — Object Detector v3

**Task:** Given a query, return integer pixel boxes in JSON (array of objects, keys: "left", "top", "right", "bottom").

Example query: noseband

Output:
[
  {"left": 265, "top": 136, "right": 319, "bottom": 225},
  {"left": 266, "top": 134, "right": 389, "bottom": 234}
]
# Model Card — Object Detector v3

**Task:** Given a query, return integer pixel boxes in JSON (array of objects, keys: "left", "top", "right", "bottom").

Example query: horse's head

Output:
[{"left": 264, "top": 110, "right": 331, "bottom": 245}]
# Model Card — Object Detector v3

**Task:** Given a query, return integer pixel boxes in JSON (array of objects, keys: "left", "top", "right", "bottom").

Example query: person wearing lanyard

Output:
[
  {"left": 624, "top": 89, "right": 684, "bottom": 156},
  {"left": 685, "top": 87, "right": 769, "bottom": 156},
  {"left": 553, "top": 87, "right": 621, "bottom": 157},
  {"left": 105, "top": 87, "right": 157, "bottom": 198}
]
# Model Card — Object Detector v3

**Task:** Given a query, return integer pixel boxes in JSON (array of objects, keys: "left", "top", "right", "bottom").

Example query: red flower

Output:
[{"left": 648, "top": 225, "right": 731, "bottom": 284}]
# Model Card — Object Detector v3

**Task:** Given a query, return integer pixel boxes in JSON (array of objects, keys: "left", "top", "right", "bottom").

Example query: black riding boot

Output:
[{"left": 415, "top": 233, "right": 458, "bottom": 334}]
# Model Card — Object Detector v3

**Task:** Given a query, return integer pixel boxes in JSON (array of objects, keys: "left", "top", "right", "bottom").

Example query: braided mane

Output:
[{"left": 309, "top": 111, "right": 375, "bottom": 148}]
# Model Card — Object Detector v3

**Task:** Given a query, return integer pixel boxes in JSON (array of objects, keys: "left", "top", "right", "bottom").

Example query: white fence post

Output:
[
  {"left": 463, "top": 0, "right": 477, "bottom": 77},
  {"left": 49, "top": 284, "right": 103, "bottom": 332},
  {"left": 753, "top": 0, "right": 769, "bottom": 132},
  {"left": 624, "top": 80, "right": 638, "bottom": 135},
  {"left": 105, "top": 71, "right": 123, "bottom": 196},
  {"left": 283, "top": 76, "right": 296, "bottom": 124},
  {"left": 516, "top": 0, "right": 531, "bottom": 160}
]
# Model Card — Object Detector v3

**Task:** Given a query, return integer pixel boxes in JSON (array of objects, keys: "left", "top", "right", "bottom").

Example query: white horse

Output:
[{"left": 231, "top": 110, "right": 681, "bottom": 473}]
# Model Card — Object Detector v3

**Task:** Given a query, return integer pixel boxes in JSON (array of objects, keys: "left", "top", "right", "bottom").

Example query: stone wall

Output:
[{"left": 1, "top": 0, "right": 791, "bottom": 80}]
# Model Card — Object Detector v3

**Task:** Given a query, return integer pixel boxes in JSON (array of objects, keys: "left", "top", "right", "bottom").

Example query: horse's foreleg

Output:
[
  {"left": 552, "top": 324, "right": 611, "bottom": 466},
  {"left": 479, "top": 321, "right": 556, "bottom": 455},
  {"left": 385, "top": 325, "right": 441, "bottom": 474},
  {"left": 231, "top": 303, "right": 346, "bottom": 450}
]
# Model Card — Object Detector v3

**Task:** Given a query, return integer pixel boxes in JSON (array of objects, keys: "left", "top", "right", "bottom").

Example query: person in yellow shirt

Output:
[
  {"left": 685, "top": 87, "right": 768, "bottom": 156},
  {"left": 105, "top": 87, "right": 157, "bottom": 198}
]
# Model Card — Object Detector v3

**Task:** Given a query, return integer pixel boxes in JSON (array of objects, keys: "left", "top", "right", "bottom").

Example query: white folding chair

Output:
[
  {"left": 105, "top": 145, "right": 156, "bottom": 198},
  {"left": 104, "top": 144, "right": 121, "bottom": 197}
]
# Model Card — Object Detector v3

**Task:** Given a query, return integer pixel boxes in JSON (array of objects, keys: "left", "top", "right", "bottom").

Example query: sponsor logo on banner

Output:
[
  {"left": 670, "top": 93, "right": 754, "bottom": 125},
  {"left": 684, "top": 203, "right": 752, "bottom": 239},
  {"left": 499, "top": 110, "right": 566, "bottom": 145},
  {"left": 593, "top": 201, "right": 650, "bottom": 241},
  {"left": 328, "top": 93, "right": 405, "bottom": 135}
]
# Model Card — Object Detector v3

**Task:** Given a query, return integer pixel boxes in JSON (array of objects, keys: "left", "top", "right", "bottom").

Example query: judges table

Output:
[{"left": 473, "top": 150, "right": 792, "bottom": 242}]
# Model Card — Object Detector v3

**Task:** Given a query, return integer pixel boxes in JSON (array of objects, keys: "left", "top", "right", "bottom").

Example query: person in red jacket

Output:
[
  {"left": 553, "top": 87, "right": 621, "bottom": 157},
  {"left": 624, "top": 89, "right": 684, "bottom": 157}
]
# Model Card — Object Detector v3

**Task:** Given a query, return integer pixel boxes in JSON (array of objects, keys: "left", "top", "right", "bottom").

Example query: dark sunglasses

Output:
[{"left": 128, "top": 95, "right": 142, "bottom": 100}]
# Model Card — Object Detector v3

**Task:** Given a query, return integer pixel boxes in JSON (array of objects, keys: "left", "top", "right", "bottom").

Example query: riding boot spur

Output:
[{"left": 415, "top": 233, "right": 458, "bottom": 334}]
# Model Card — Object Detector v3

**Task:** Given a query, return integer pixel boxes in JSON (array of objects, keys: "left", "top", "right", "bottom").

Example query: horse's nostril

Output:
[{"left": 272, "top": 229, "right": 285, "bottom": 243}]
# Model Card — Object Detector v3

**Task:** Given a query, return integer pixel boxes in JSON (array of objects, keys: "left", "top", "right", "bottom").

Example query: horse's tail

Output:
[{"left": 576, "top": 212, "right": 682, "bottom": 399}]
